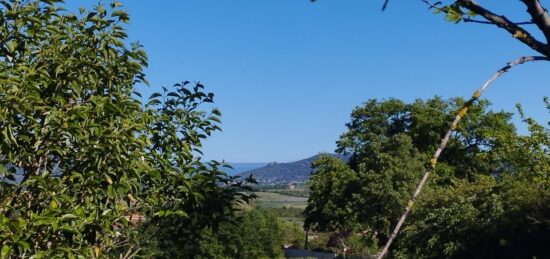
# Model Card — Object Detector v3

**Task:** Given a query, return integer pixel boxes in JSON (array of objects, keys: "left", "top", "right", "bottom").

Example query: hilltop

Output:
[{"left": 237, "top": 154, "right": 346, "bottom": 185}]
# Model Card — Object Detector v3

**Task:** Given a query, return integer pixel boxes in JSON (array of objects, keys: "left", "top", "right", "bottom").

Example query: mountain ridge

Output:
[{"left": 237, "top": 153, "right": 346, "bottom": 185}]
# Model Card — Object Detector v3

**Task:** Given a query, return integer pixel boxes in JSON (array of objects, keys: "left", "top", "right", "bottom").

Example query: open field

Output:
[
  {"left": 253, "top": 191, "right": 308, "bottom": 228},
  {"left": 253, "top": 191, "right": 308, "bottom": 209}
]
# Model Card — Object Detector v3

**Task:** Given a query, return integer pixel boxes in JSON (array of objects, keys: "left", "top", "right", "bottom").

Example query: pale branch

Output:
[
  {"left": 120, "top": 245, "right": 141, "bottom": 259},
  {"left": 458, "top": 0, "right": 550, "bottom": 57},
  {"left": 375, "top": 55, "right": 550, "bottom": 259},
  {"left": 520, "top": 0, "right": 550, "bottom": 44}
]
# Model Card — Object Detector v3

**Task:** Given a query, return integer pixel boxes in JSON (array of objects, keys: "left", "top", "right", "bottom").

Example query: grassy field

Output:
[
  {"left": 252, "top": 190, "right": 309, "bottom": 228},
  {"left": 253, "top": 191, "right": 308, "bottom": 209}
]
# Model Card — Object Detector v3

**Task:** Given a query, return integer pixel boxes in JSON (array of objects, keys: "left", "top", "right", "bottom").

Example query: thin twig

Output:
[
  {"left": 463, "top": 17, "right": 534, "bottom": 25},
  {"left": 382, "top": 0, "right": 389, "bottom": 11},
  {"left": 376, "top": 55, "right": 550, "bottom": 259},
  {"left": 120, "top": 245, "right": 141, "bottom": 259}
]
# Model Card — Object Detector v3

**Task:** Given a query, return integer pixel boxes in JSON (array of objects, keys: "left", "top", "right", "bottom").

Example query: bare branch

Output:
[
  {"left": 463, "top": 18, "right": 534, "bottom": 25},
  {"left": 421, "top": 0, "right": 534, "bottom": 25},
  {"left": 520, "top": 0, "right": 550, "bottom": 44},
  {"left": 375, "top": 55, "right": 550, "bottom": 259},
  {"left": 458, "top": 0, "right": 550, "bottom": 57}
]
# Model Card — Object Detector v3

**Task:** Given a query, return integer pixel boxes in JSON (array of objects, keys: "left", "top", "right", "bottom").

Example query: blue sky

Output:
[{"left": 75, "top": 1, "right": 549, "bottom": 162}]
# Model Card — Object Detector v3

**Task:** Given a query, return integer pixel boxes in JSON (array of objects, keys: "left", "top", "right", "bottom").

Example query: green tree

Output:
[
  {"left": 375, "top": 0, "right": 550, "bottom": 255},
  {"left": 304, "top": 155, "right": 361, "bottom": 255},
  {"left": 0, "top": 1, "right": 253, "bottom": 257},
  {"left": 310, "top": 1, "right": 550, "bottom": 256},
  {"left": 339, "top": 98, "right": 516, "bottom": 184},
  {"left": 396, "top": 109, "right": 550, "bottom": 258},
  {"left": 305, "top": 155, "right": 359, "bottom": 233},
  {"left": 0, "top": 1, "right": 149, "bottom": 257},
  {"left": 305, "top": 97, "right": 523, "bottom": 257},
  {"left": 194, "top": 208, "right": 286, "bottom": 259},
  {"left": 130, "top": 83, "right": 255, "bottom": 258}
]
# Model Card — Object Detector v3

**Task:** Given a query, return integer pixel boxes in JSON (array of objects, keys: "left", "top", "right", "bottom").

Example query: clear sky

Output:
[{"left": 74, "top": 1, "right": 549, "bottom": 162}]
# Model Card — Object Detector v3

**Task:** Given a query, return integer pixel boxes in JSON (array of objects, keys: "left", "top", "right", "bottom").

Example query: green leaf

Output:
[
  {"left": 105, "top": 175, "right": 113, "bottom": 185},
  {"left": 110, "top": 2, "right": 122, "bottom": 8},
  {"left": 167, "top": 92, "right": 180, "bottom": 98},
  {"left": 61, "top": 214, "right": 78, "bottom": 220},
  {"left": 111, "top": 10, "right": 129, "bottom": 22},
  {"left": 101, "top": 209, "right": 112, "bottom": 216},
  {"left": 15, "top": 241, "right": 30, "bottom": 251},
  {"left": 86, "top": 11, "right": 97, "bottom": 20},
  {"left": 50, "top": 199, "right": 59, "bottom": 209},
  {"left": 59, "top": 225, "right": 77, "bottom": 234},
  {"left": 1, "top": 245, "right": 11, "bottom": 259},
  {"left": 149, "top": 93, "right": 162, "bottom": 99},
  {"left": 5, "top": 41, "right": 17, "bottom": 53},
  {"left": 147, "top": 99, "right": 161, "bottom": 106}
]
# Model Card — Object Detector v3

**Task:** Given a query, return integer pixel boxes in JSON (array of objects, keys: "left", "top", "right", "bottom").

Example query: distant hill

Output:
[
  {"left": 237, "top": 154, "right": 346, "bottom": 185},
  {"left": 223, "top": 163, "right": 268, "bottom": 176}
]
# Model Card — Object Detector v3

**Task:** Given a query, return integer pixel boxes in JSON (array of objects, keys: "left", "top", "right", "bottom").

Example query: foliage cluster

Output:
[
  {"left": 0, "top": 1, "right": 254, "bottom": 258},
  {"left": 305, "top": 97, "right": 549, "bottom": 258},
  {"left": 266, "top": 207, "right": 305, "bottom": 220},
  {"left": 192, "top": 208, "right": 304, "bottom": 259}
]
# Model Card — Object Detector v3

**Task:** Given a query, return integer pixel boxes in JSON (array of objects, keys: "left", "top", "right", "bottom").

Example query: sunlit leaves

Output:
[
  {"left": 0, "top": 0, "right": 148, "bottom": 257},
  {"left": 438, "top": 4, "right": 464, "bottom": 23},
  {"left": 0, "top": 1, "right": 255, "bottom": 258},
  {"left": 305, "top": 155, "right": 361, "bottom": 234},
  {"left": 306, "top": 96, "right": 549, "bottom": 257}
]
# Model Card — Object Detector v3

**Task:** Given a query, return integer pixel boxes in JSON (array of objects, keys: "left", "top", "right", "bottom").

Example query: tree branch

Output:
[
  {"left": 520, "top": 0, "right": 550, "bottom": 44},
  {"left": 375, "top": 55, "right": 550, "bottom": 259},
  {"left": 421, "top": 0, "right": 534, "bottom": 26},
  {"left": 458, "top": 0, "right": 550, "bottom": 57},
  {"left": 382, "top": 0, "right": 389, "bottom": 11},
  {"left": 463, "top": 18, "right": 534, "bottom": 25}
]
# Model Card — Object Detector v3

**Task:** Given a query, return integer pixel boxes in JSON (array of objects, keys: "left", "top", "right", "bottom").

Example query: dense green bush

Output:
[{"left": 192, "top": 208, "right": 304, "bottom": 259}]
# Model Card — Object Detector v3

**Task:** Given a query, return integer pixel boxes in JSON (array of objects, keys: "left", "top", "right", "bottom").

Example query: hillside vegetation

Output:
[{"left": 238, "top": 154, "right": 346, "bottom": 185}]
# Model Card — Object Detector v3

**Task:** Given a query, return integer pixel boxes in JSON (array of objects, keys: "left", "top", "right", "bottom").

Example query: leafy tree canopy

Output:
[
  {"left": 0, "top": 1, "right": 253, "bottom": 258},
  {"left": 305, "top": 96, "right": 549, "bottom": 258}
]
